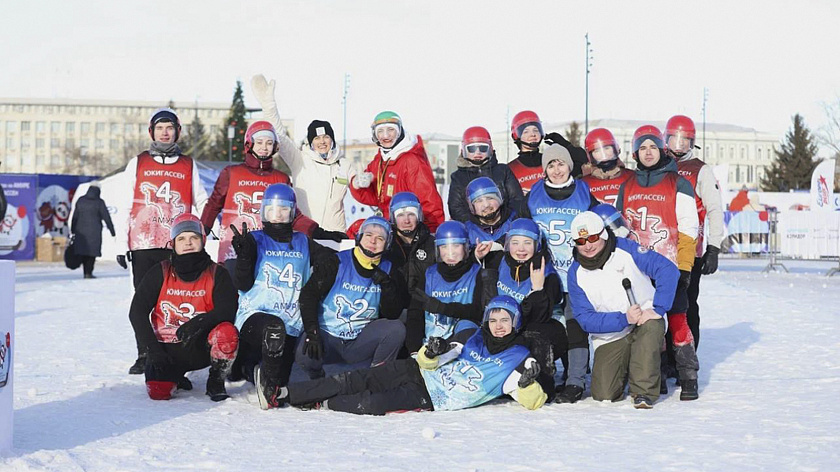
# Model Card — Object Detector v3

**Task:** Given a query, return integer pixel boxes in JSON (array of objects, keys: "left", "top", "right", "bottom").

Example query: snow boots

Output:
[
  {"left": 255, "top": 323, "right": 288, "bottom": 410},
  {"left": 206, "top": 358, "right": 233, "bottom": 402}
]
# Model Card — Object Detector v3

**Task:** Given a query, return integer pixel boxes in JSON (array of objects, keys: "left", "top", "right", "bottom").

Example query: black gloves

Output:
[
  {"left": 701, "top": 245, "right": 720, "bottom": 275},
  {"left": 116, "top": 253, "right": 128, "bottom": 270},
  {"left": 411, "top": 287, "right": 445, "bottom": 314},
  {"left": 424, "top": 336, "right": 449, "bottom": 359},
  {"left": 678, "top": 270, "right": 692, "bottom": 291},
  {"left": 229, "top": 223, "right": 255, "bottom": 258},
  {"left": 371, "top": 265, "right": 391, "bottom": 286},
  {"left": 302, "top": 328, "right": 323, "bottom": 360},
  {"left": 175, "top": 313, "right": 214, "bottom": 351},
  {"left": 312, "top": 227, "right": 348, "bottom": 242},
  {"left": 518, "top": 360, "right": 541, "bottom": 388},
  {"left": 544, "top": 132, "right": 570, "bottom": 147}
]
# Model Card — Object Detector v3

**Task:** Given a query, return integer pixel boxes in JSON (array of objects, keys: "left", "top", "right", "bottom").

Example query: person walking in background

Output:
[{"left": 70, "top": 185, "right": 115, "bottom": 279}]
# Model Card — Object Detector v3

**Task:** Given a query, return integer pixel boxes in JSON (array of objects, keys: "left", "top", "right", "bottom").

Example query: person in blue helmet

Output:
[
  {"left": 477, "top": 218, "right": 567, "bottom": 400},
  {"left": 463, "top": 177, "right": 517, "bottom": 247},
  {"left": 227, "top": 183, "right": 337, "bottom": 409},
  {"left": 384, "top": 192, "right": 436, "bottom": 292},
  {"left": 405, "top": 221, "right": 494, "bottom": 354},
  {"left": 591, "top": 203, "right": 630, "bottom": 238},
  {"left": 524, "top": 143, "right": 599, "bottom": 404},
  {"left": 295, "top": 215, "right": 409, "bottom": 379},
  {"left": 269, "top": 296, "right": 548, "bottom": 414}
]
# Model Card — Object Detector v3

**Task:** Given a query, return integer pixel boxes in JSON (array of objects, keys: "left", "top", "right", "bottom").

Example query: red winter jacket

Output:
[
  {"left": 200, "top": 152, "right": 318, "bottom": 235},
  {"left": 349, "top": 136, "right": 444, "bottom": 232}
]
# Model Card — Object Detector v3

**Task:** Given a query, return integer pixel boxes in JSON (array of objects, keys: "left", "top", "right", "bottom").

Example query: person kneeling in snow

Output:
[
  {"left": 272, "top": 296, "right": 547, "bottom": 415},
  {"left": 566, "top": 211, "right": 678, "bottom": 408},
  {"left": 128, "top": 214, "right": 239, "bottom": 402}
]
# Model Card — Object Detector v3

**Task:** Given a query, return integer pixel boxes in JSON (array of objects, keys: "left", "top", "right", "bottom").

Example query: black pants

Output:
[
  {"left": 523, "top": 320, "right": 568, "bottom": 399},
  {"left": 288, "top": 359, "right": 433, "bottom": 415},
  {"left": 686, "top": 257, "right": 703, "bottom": 349},
  {"left": 145, "top": 341, "right": 212, "bottom": 383},
  {"left": 130, "top": 248, "right": 171, "bottom": 289},
  {"left": 81, "top": 256, "right": 96, "bottom": 276},
  {"left": 234, "top": 313, "right": 298, "bottom": 386}
]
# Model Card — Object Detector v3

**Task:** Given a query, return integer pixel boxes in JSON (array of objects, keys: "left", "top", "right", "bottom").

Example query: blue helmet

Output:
[
  {"left": 261, "top": 183, "right": 296, "bottom": 223},
  {"left": 435, "top": 220, "right": 470, "bottom": 264},
  {"left": 591, "top": 203, "right": 627, "bottom": 232},
  {"left": 505, "top": 218, "right": 542, "bottom": 252},
  {"left": 482, "top": 295, "right": 523, "bottom": 332},
  {"left": 355, "top": 215, "right": 393, "bottom": 250},
  {"left": 389, "top": 192, "right": 423, "bottom": 224},
  {"left": 465, "top": 177, "right": 503, "bottom": 214}
]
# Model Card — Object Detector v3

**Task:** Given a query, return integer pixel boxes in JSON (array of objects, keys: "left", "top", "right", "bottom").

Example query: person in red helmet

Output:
[
  {"left": 128, "top": 214, "right": 239, "bottom": 402},
  {"left": 349, "top": 111, "right": 445, "bottom": 231},
  {"left": 119, "top": 107, "right": 209, "bottom": 375},
  {"left": 507, "top": 110, "right": 588, "bottom": 194},
  {"left": 616, "top": 125, "right": 700, "bottom": 401},
  {"left": 663, "top": 115, "right": 724, "bottom": 371},
  {"left": 447, "top": 126, "right": 524, "bottom": 222},
  {"left": 200, "top": 120, "right": 342, "bottom": 273},
  {"left": 581, "top": 128, "right": 635, "bottom": 205}
]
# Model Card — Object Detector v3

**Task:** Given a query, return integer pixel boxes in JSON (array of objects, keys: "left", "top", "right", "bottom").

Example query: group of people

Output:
[{"left": 115, "top": 74, "right": 724, "bottom": 413}]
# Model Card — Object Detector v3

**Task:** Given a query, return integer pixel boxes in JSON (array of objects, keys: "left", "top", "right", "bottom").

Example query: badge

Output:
[{"left": 416, "top": 249, "right": 427, "bottom": 261}]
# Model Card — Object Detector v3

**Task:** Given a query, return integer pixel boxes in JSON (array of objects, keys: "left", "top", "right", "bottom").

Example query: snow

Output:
[{"left": 3, "top": 258, "right": 840, "bottom": 471}]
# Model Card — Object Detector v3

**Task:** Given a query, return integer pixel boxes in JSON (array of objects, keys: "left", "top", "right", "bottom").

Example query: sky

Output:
[{"left": 3, "top": 0, "right": 839, "bottom": 152}]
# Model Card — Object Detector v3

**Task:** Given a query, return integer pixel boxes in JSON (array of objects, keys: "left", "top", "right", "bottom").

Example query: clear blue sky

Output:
[{"left": 3, "top": 0, "right": 839, "bottom": 153}]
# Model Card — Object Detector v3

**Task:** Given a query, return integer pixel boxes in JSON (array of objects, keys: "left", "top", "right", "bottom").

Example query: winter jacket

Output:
[
  {"left": 385, "top": 222, "right": 436, "bottom": 292},
  {"left": 350, "top": 136, "right": 445, "bottom": 232},
  {"left": 482, "top": 249, "right": 563, "bottom": 328},
  {"left": 448, "top": 153, "right": 525, "bottom": 222},
  {"left": 676, "top": 156, "right": 725, "bottom": 254},
  {"left": 567, "top": 237, "right": 678, "bottom": 350},
  {"left": 70, "top": 186, "right": 115, "bottom": 257}
]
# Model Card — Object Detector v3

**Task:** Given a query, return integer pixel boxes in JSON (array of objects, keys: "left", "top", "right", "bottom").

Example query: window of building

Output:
[
  {"left": 66, "top": 138, "right": 75, "bottom": 149},
  {"left": 21, "top": 138, "right": 30, "bottom": 149},
  {"left": 51, "top": 155, "right": 61, "bottom": 167},
  {"left": 51, "top": 138, "right": 60, "bottom": 148},
  {"left": 66, "top": 122, "right": 75, "bottom": 134},
  {"left": 125, "top": 123, "right": 133, "bottom": 134},
  {"left": 96, "top": 139, "right": 104, "bottom": 149},
  {"left": 36, "top": 154, "right": 45, "bottom": 166},
  {"left": 51, "top": 121, "right": 61, "bottom": 133},
  {"left": 6, "top": 121, "right": 17, "bottom": 132},
  {"left": 741, "top": 147, "right": 746, "bottom": 160},
  {"left": 110, "top": 139, "right": 119, "bottom": 149},
  {"left": 80, "top": 138, "right": 89, "bottom": 149},
  {"left": 36, "top": 121, "right": 46, "bottom": 133},
  {"left": 729, "top": 146, "right": 734, "bottom": 159},
  {"left": 96, "top": 122, "right": 105, "bottom": 133},
  {"left": 734, "top": 165, "right": 740, "bottom": 183},
  {"left": 21, "top": 121, "right": 31, "bottom": 132},
  {"left": 5, "top": 138, "right": 13, "bottom": 150},
  {"left": 757, "top": 148, "right": 762, "bottom": 160},
  {"left": 22, "top": 154, "right": 32, "bottom": 166},
  {"left": 138, "top": 124, "right": 145, "bottom": 135},
  {"left": 36, "top": 138, "right": 45, "bottom": 149},
  {"left": 81, "top": 122, "right": 90, "bottom": 134},
  {"left": 110, "top": 123, "right": 120, "bottom": 134}
]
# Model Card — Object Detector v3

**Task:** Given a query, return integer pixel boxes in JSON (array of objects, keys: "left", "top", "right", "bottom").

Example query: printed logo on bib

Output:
[
  {"left": 625, "top": 206, "right": 669, "bottom": 250},
  {"left": 439, "top": 361, "right": 483, "bottom": 392},
  {"left": 160, "top": 301, "right": 195, "bottom": 329},
  {"left": 233, "top": 191, "right": 263, "bottom": 225},
  {"left": 333, "top": 295, "right": 376, "bottom": 338}
]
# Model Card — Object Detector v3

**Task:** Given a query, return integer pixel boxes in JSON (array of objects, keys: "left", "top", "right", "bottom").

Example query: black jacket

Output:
[
  {"left": 385, "top": 222, "right": 436, "bottom": 292},
  {"left": 70, "top": 186, "right": 115, "bottom": 257},
  {"left": 448, "top": 153, "right": 525, "bottom": 222},
  {"left": 482, "top": 249, "right": 563, "bottom": 327}
]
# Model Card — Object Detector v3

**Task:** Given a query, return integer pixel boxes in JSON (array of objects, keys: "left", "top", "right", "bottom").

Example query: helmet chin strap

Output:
[
  {"left": 359, "top": 245, "right": 385, "bottom": 259},
  {"left": 478, "top": 208, "right": 501, "bottom": 224},
  {"left": 519, "top": 138, "right": 542, "bottom": 150},
  {"left": 596, "top": 158, "right": 619, "bottom": 171},
  {"left": 252, "top": 150, "right": 273, "bottom": 161},
  {"left": 398, "top": 227, "right": 418, "bottom": 238}
]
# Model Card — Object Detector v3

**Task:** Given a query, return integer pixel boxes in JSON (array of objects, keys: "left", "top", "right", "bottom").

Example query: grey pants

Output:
[
  {"left": 295, "top": 318, "right": 406, "bottom": 379},
  {"left": 591, "top": 318, "right": 665, "bottom": 402}
]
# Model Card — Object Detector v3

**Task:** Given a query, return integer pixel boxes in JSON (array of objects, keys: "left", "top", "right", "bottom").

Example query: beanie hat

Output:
[
  {"left": 307, "top": 120, "right": 336, "bottom": 147},
  {"left": 542, "top": 144, "right": 573, "bottom": 172}
]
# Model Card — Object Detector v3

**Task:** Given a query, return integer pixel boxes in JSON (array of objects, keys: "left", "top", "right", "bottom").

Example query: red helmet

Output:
[
  {"left": 632, "top": 125, "right": 664, "bottom": 157},
  {"left": 664, "top": 115, "right": 696, "bottom": 157},
  {"left": 244, "top": 121, "right": 279, "bottom": 159},
  {"left": 584, "top": 128, "right": 620, "bottom": 164},
  {"left": 461, "top": 126, "right": 493, "bottom": 162},
  {"left": 510, "top": 110, "right": 544, "bottom": 142}
]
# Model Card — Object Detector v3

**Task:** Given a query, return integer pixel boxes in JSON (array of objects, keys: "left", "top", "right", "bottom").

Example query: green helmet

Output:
[{"left": 371, "top": 111, "right": 404, "bottom": 149}]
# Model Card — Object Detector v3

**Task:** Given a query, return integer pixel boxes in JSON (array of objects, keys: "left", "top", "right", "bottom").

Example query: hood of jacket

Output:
[
  {"left": 633, "top": 155, "right": 678, "bottom": 188},
  {"left": 243, "top": 150, "right": 275, "bottom": 172}
]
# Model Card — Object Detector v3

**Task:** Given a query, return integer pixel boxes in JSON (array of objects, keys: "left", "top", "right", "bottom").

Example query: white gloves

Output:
[
  {"left": 354, "top": 172, "right": 374, "bottom": 189},
  {"left": 250, "top": 74, "right": 280, "bottom": 126}
]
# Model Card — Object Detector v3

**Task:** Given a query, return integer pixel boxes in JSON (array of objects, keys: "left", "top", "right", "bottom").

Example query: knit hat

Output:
[
  {"left": 307, "top": 120, "right": 336, "bottom": 147},
  {"left": 542, "top": 143, "right": 573, "bottom": 172},
  {"left": 570, "top": 211, "right": 609, "bottom": 242}
]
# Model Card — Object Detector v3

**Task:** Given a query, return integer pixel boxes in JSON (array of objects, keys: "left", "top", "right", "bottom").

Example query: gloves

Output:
[
  {"left": 175, "top": 313, "right": 214, "bottom": 351},
  {"left": 146, "top": 344, "right": 173, "bottom": 376},
  {"left": 411, "top": 287, "right": 445, "bottom": 314},
  {"left": 116, "top": 253, "right": 128, "bottom": 270},
  {"left": 424, "top": 336, "right": 449, "bottom": 359},
  {"left": 678, "top": 270, "right": 692, "bottom": 291},
  {"left": 312, "top": 227, "right": 348, "bottom": 242},
  {"left": 250, "top": 74, "right": 277, "bottom": 111},
  {"left": 229, "top": 223, "right": 255, "bottom": 258},
  {"left": 544, "top": 132, "right": 570, "bottom": 147},
  {"left": 354, "top": 172, "right": 374, "bottom": 189},
  {"left": 302, "top": 328, "right": 323, "bottom": 360},
  {"left": 518, "top": 359, "right": 541, "bottom": 388},
  {"left": 701, "top": 245, "right": 720, "bottom": 275},
  {"left": 371, "top": 265, "right": 391, "bottom": 286}
]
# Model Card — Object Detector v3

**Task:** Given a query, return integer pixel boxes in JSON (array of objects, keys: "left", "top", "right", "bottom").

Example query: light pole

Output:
[
  {"left": 342, "top": 73, "right": 351, "bottom": 154},
  {"left": 227, "top": 125, "right": 234, "bottom": 162},
  {"left": 702, "top": 87, "right": 709, "bottom": 159},
  {"left": 585, "top": 33, "right": 594, "bottom": 135},
  {"left": 505, "top": 105, "right": 510, "bottom": 162}
]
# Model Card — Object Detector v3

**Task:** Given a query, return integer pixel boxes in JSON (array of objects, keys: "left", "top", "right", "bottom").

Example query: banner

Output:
[
  {"left": 36, "top": 174, "right": 99, "bottom": 238},
  {"left": 721, "top": 210, "right": 769, "bottom": 254},
  {"left": 779, "top": 211, "right": 840, "bottom": 259},
  {"left": 0, "top": 261, "right": 14, "bottom": 455},
  {"left": 0, "top": 174, "right": 38, "bottom": 260},
  {"left": 810, "top": 159, "right": 836, "bottom": 212}
]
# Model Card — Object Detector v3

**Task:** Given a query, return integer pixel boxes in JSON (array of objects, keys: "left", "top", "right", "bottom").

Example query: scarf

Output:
[
  {"left": 573, "top": 228, "right": 617, "bottom": 271},
  {"left": 149, "top": 141, "right": 182, "bottom": 158},
  {"left": 263, "top": 222, "right": 293, "bottom": 242},
  {"left": 170, "top": 250, "right": 213, "bottom": 282},
  {"left": 481, "top": 322, "right": 519, "bottom": 355},
  {"left": 353, "top": 246, "right": 381, "bottom": 270}
]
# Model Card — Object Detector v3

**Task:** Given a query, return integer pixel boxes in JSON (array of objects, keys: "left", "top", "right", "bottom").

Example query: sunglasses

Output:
[
  {"left": 465, "top": 143, "right": 490, "bottom": 154},
  {"left": 573, "top": 231, "right": 603, "bottom": 246}
]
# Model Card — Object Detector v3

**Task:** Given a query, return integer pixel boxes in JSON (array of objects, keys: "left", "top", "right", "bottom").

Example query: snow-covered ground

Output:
[{"left": 2, "top": 258, "right": 840, "bottom": 471}]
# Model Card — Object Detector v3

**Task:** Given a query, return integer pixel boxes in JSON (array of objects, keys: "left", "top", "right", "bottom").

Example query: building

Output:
[
  {"left": 491, "top": 118, "right": 781, "bottom": 191},
  {"left": 0, "top": 97, "right": 293, "bottom": 176}
]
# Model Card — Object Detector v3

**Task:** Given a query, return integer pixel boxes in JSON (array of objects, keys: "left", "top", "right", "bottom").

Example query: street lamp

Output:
[
  {"left": 343, "top": 73, "right": 351, "bottom": 154},
  {"left": 585, "top": 33, "right": 594, "bottom": 135},
  {"left": 227, "top": 125, "right": 234, "bottom": 162},
  {"left": 702, "top": 87, "right": 709, "bottom": 159}
]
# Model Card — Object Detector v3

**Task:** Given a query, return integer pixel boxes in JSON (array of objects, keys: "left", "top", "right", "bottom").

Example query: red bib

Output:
[
  {"left": 507, "top": 159, "right": 544, "bottom": 194},
  {"left": 129, "top": 153, "right": 194, "bottom": 250},
  {"left": 582, "top": 169, "right": 634, "bottom": 205},
  {"left": 152, "top": 261, "right": 216, "bottom": 343},
  {"left": 620, "top": 173, "right": 680, "bottom": 265},
  {"left": 677, "top": 158, "right": 707, "bottom": 257}
]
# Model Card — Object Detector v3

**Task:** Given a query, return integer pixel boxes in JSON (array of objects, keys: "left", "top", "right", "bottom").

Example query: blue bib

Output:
[
  {"left": 527, "top": 179, "right": 591, "bottom": 290},
  {"left": 420, "top": 331, "right": 531, "bottom": 411},
  {"left": 423, "top": 263, "right": 480, "bottom": 342},
  {"left": 465, "top": 212, "right": 516, "bottom": 244},
  {"left": 319, "top": 250, "right": 392, "bottom": 340},
  {"left": 235, "top": 231, "right": 310, "bottom": 336},
  {"left": 496, "top": 256, "right": 557, "bottom": 303}
]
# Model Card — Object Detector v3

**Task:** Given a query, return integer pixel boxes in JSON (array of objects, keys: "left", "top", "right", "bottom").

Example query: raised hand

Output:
[{"left": 530, "top": 257, "right": 546, "bottom": 291}]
